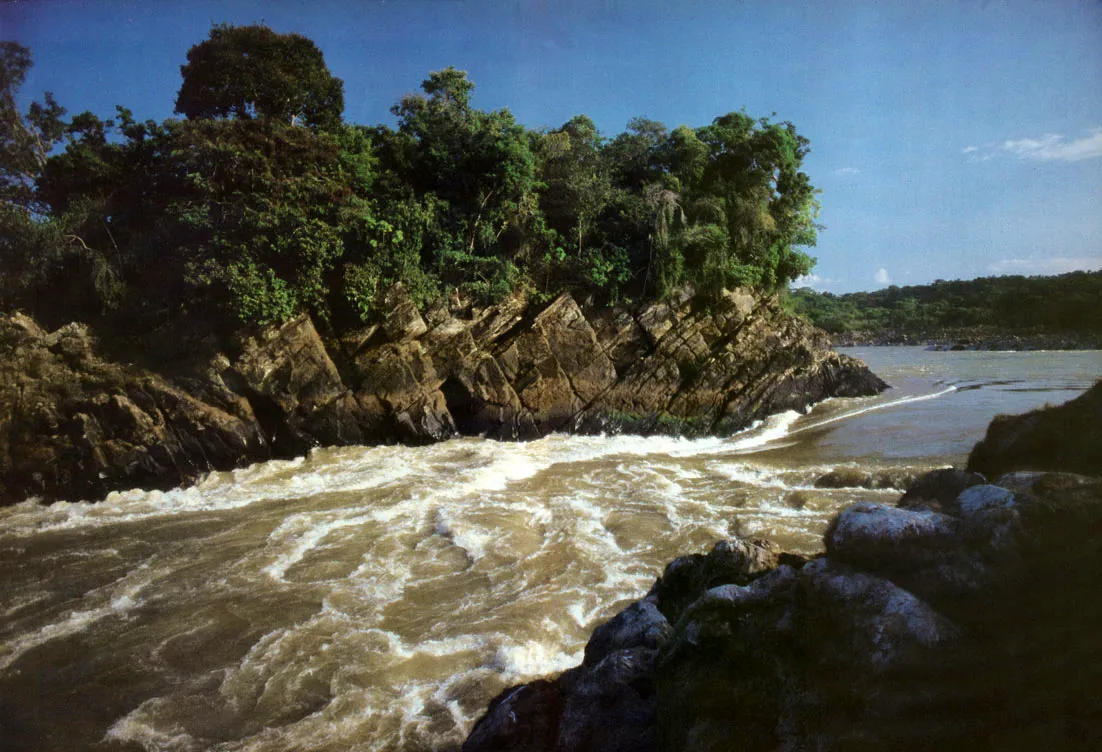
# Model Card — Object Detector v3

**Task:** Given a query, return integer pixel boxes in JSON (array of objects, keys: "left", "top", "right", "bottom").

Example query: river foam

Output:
[{"left": 13, "top": 349, "right": 1095, "bottom": 751}]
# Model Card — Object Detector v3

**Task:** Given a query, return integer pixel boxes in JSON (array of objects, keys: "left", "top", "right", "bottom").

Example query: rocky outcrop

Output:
[
  {"left": 464, "top": 393, "right": 1102, "bottom": 752},
  {"left": 0, "top": 285, "right": 885, "bottom": 504},
  {"left": 0, "top": 313, "right": 268, "bottom": 504},
  {"left": 968, "top": 380, "right": 1102, "bottom": 480}
]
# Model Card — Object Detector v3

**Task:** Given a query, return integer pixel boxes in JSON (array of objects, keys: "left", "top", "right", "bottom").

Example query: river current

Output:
[{"left": 1, "top": 347, "right": 1099, "bottom": 751}]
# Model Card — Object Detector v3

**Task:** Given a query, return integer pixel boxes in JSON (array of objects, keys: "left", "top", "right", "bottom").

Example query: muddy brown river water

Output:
[{"left": 1, "top": 347, "right": 1098, "bottom": 751}]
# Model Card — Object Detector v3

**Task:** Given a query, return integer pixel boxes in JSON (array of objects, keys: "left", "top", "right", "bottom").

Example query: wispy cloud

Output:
[
  {"left": 873, "top": 267, "right": 891, "bottom": 286},
  {"left": 834, "top": 167, "right": 860, "bottom": 175},
  {"left": 987, "top": 256, "right": 1102, "bottom": 275},
  {"left": 965, "top": 128, "right": 1102, "bottom": 163}
]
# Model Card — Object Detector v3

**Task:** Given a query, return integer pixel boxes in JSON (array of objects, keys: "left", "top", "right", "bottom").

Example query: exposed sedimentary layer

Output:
[{"left": 0, "top": 286, "right": 885, "bottom": 505}]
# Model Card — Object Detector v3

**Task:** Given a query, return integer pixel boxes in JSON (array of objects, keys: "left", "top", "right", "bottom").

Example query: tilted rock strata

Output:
[
  {"left": 464, "top": 470, "right": 1102, "bottom": 752},
  {"left": 0, "top": 313, "right": 268, "bottom": 504},
  {"left": 0, "top": 286, "right": 885, "bottom": 504}
]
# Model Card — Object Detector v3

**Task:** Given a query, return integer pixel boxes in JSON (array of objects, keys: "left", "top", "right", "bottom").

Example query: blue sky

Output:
[{"left": 3, "top": 0, "right": 1100, "bottom": 293}]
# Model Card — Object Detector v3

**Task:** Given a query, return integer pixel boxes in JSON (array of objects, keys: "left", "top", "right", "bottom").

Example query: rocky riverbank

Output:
[
  {"left": 0, "top": 286, "right": 885, "bottom": 505},
  {"left": 463, "top": 383, "right": 1102, "bottom": 752},
  {"left": 831, "top": 328, "right": 1101, "bottom": 350}
]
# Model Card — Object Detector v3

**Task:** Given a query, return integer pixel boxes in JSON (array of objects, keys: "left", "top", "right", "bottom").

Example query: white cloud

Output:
[
  {"left": 834, "top": 167, "right": 860, "bottom": 175},
  {"left": 965, "top": 128, "right": 1102, "bottom": 163},
  {"left": 791, "top": 273, "right": 835, "bottom": 291},
  {"left": 873, "top": 267, "right": 891, "bottom": 286},
  {"left": 987, "top": 256, "right": 1102, "bottom": 276}
]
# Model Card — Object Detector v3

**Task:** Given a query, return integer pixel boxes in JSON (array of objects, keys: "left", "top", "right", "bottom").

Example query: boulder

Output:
[
  {"left": 467, "top": 465, "right": 1102, "bottom": 751},
  {"left": 897, "top": 467, "right": 985, "bottom": 512},
  {"left": 967, "top": 380, "right": 1102, "bottom": 480},
  {"left": 583, "top": 598, "right": 672, "bottom": 667},
  {"left": 650, "top": 538, "right": 779, "bottom": 623}
]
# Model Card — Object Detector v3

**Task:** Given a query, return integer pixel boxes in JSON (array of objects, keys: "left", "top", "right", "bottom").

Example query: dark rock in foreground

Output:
[
  {"left": 967, "top": 380, "right": 1102, "bottom": 480},
  {"left": 464, "top": 387, "right": 1102, "bottom": 752},
  {"left": 466, "top": 471, "right": 1102, "bottom": 752},
  {"left": 0, "top": 286, "right": 885, "bottom": 504}
]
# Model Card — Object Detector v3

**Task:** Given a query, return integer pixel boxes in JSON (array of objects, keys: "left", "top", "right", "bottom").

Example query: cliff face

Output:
[
  {"left": 463, "top": 391, "right": 1102, "bottom": 752},
  {"left": 0, "top": 286, "right": 885, "bottom": 504}
]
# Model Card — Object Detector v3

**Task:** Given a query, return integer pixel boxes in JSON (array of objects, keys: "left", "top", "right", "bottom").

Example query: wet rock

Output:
[
  {"left": 554, "top": 647, "right": 659, "bottom": 752},
  {"left": 826, "top": 502, "right": 964, "bottom": 563},
  {"left": 967, "top": 380, "right": 1102, "bottom": 480},
  {"left": 815, "top": 466, "right": 919, "bottom": 490},
  {"left": 1, "top": 284, "right": 886, "bottom": 504},
  {"left": 898, "top": 467, "right": 986, "bottom": 512},
  {"left": 584, "top": 598, "right": 672, "bottom": 667},
  {"left": 462, "top": 679, "right": 563, "bottom": 752},
  {"left": 782, "top": 489, "right": 831, "bottom": 510},
  {"left": 651, "top": 538, "right": 779, "bottom": 623},
  {"left": 464, "top": 388, "right": 1102, "bottom": 752}
]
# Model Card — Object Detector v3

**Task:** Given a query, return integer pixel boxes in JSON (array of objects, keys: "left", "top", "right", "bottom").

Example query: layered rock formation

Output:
[
  {"left": 464, "top": 394, "right": 1102, "bottom": 752},
  {"left": 0, "top": 287, "right": 884, "bottom": 504}
]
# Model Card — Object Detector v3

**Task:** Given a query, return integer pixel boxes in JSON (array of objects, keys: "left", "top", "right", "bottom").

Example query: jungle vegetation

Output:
[
  {"left": 1, "top": 24, "right": 820, "bottom": 334},
  {"left": 789, "top": 271, "right": 1102, "bottom": 336}
]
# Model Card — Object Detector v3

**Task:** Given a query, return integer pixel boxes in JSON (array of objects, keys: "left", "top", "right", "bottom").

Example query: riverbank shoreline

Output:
[
  {"left": 830, "top": 329, "right": 1101, "bottom": 350},
  {"left": 0, "top": 287, "right": 886, "bottom": 506},
  {"left": 464, "top": 381, "right": 1102, "bottom": 751}
]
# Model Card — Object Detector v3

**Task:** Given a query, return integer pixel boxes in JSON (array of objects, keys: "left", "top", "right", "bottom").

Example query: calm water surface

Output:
[{"left": 0, "top": 347, "right": 1098, "bottom": 751}]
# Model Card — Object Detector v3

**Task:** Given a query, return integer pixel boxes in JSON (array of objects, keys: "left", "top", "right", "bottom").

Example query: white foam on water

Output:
[
  {"left": 0, "top": 448, "right": 413, "bottom": 538},
  {"left": 104, "top": 713, "right": 200, "bottom": 752},
  {"left": 261, "top": 510, "right": 377, "bottom": 582},
  {"left": 711, "top": 461, "right": 796, "bottom": 490},
  {"left": 494, "top": 639, "right": 583, "bottom": 680},
  {"left": 410, "top": 634, "right": 488, "bottom": 658},
  {"left": 790, "top": 385, "right": 959, "bottom": 436},
  {"left": 0, "top": 563, "right": 155, "bottom": 672},
  {"left": 2, "top": 591, "right": 52, "bottom": 620},
  {"left": 726, "top": 410, "right": 805, "bottom": 452},
  {"left": 432, "top": 506, "right": 498, "bottom": 562},
  {"left": 0, "top": 393, "right": 910, "bottom": 750}
]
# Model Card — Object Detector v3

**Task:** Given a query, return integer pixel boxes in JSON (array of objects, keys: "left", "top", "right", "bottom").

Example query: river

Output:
[{"left": 0, "top": 347, "right": 1098, "bottom": 751}]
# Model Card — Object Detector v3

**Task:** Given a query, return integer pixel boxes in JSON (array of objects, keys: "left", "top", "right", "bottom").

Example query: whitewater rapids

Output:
[{"left": 1, "top": 346, "right": 1098, "bottom": 751}]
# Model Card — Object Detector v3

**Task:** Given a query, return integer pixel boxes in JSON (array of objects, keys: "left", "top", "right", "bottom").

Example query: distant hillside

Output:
[{"left": 788, "top": 271, "right": 1102, "bottom": 347}]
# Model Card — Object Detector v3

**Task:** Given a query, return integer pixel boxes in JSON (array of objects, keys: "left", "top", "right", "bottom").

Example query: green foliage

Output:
[
  {"left": 6, "top": 29, "right": 830, "bottom": 332},
  {"left": 175, "top": 24, "right": 344, "bottom": 131},
  {"left": 790, "top": 272, "right": 1102, "bottom": 335},
  {"left": 1, "top": 41, "right": 68, "bottom": 209}
]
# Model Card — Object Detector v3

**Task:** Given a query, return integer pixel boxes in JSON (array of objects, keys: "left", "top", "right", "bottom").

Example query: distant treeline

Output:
[
  {"left": 1, "top": 23, "right": 820, "bottom": 336},
  {"left": 789, "top": 271, "right": 1102, "bottom": 335}
]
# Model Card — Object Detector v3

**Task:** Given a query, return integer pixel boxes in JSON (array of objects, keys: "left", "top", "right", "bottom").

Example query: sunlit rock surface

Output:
[{"left": 0, "top": 285, "right": 885, "bottom": 504}]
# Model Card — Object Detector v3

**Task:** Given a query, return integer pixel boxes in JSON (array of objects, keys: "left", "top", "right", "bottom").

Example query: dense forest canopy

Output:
[
  {"left": 1, "top": 24, "right": 819, "bottom": 333},
  {"left": 790, "top": 271, "right": 1102, "bottom": 335}
]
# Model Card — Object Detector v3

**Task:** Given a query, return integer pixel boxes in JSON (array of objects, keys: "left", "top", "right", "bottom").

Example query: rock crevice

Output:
[{"left": 0, "top": 286, "right": 885, "bottom": 504}]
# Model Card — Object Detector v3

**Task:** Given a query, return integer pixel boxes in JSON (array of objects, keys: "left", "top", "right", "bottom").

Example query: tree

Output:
[
  {"left": 391, "top": 68, "right": 540, "bottom": 298},
  {"left": 0, "top": 41, "right": 66, "bottom": 210},
  {"left": 175, "top": 24, "right": 344, "bottom": 131},
  {"left": 539, "top": 115, "right": 612, "bottom": 258},
  {"left": 693, "top": 112, "right": 818, "bottom": 291}
]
